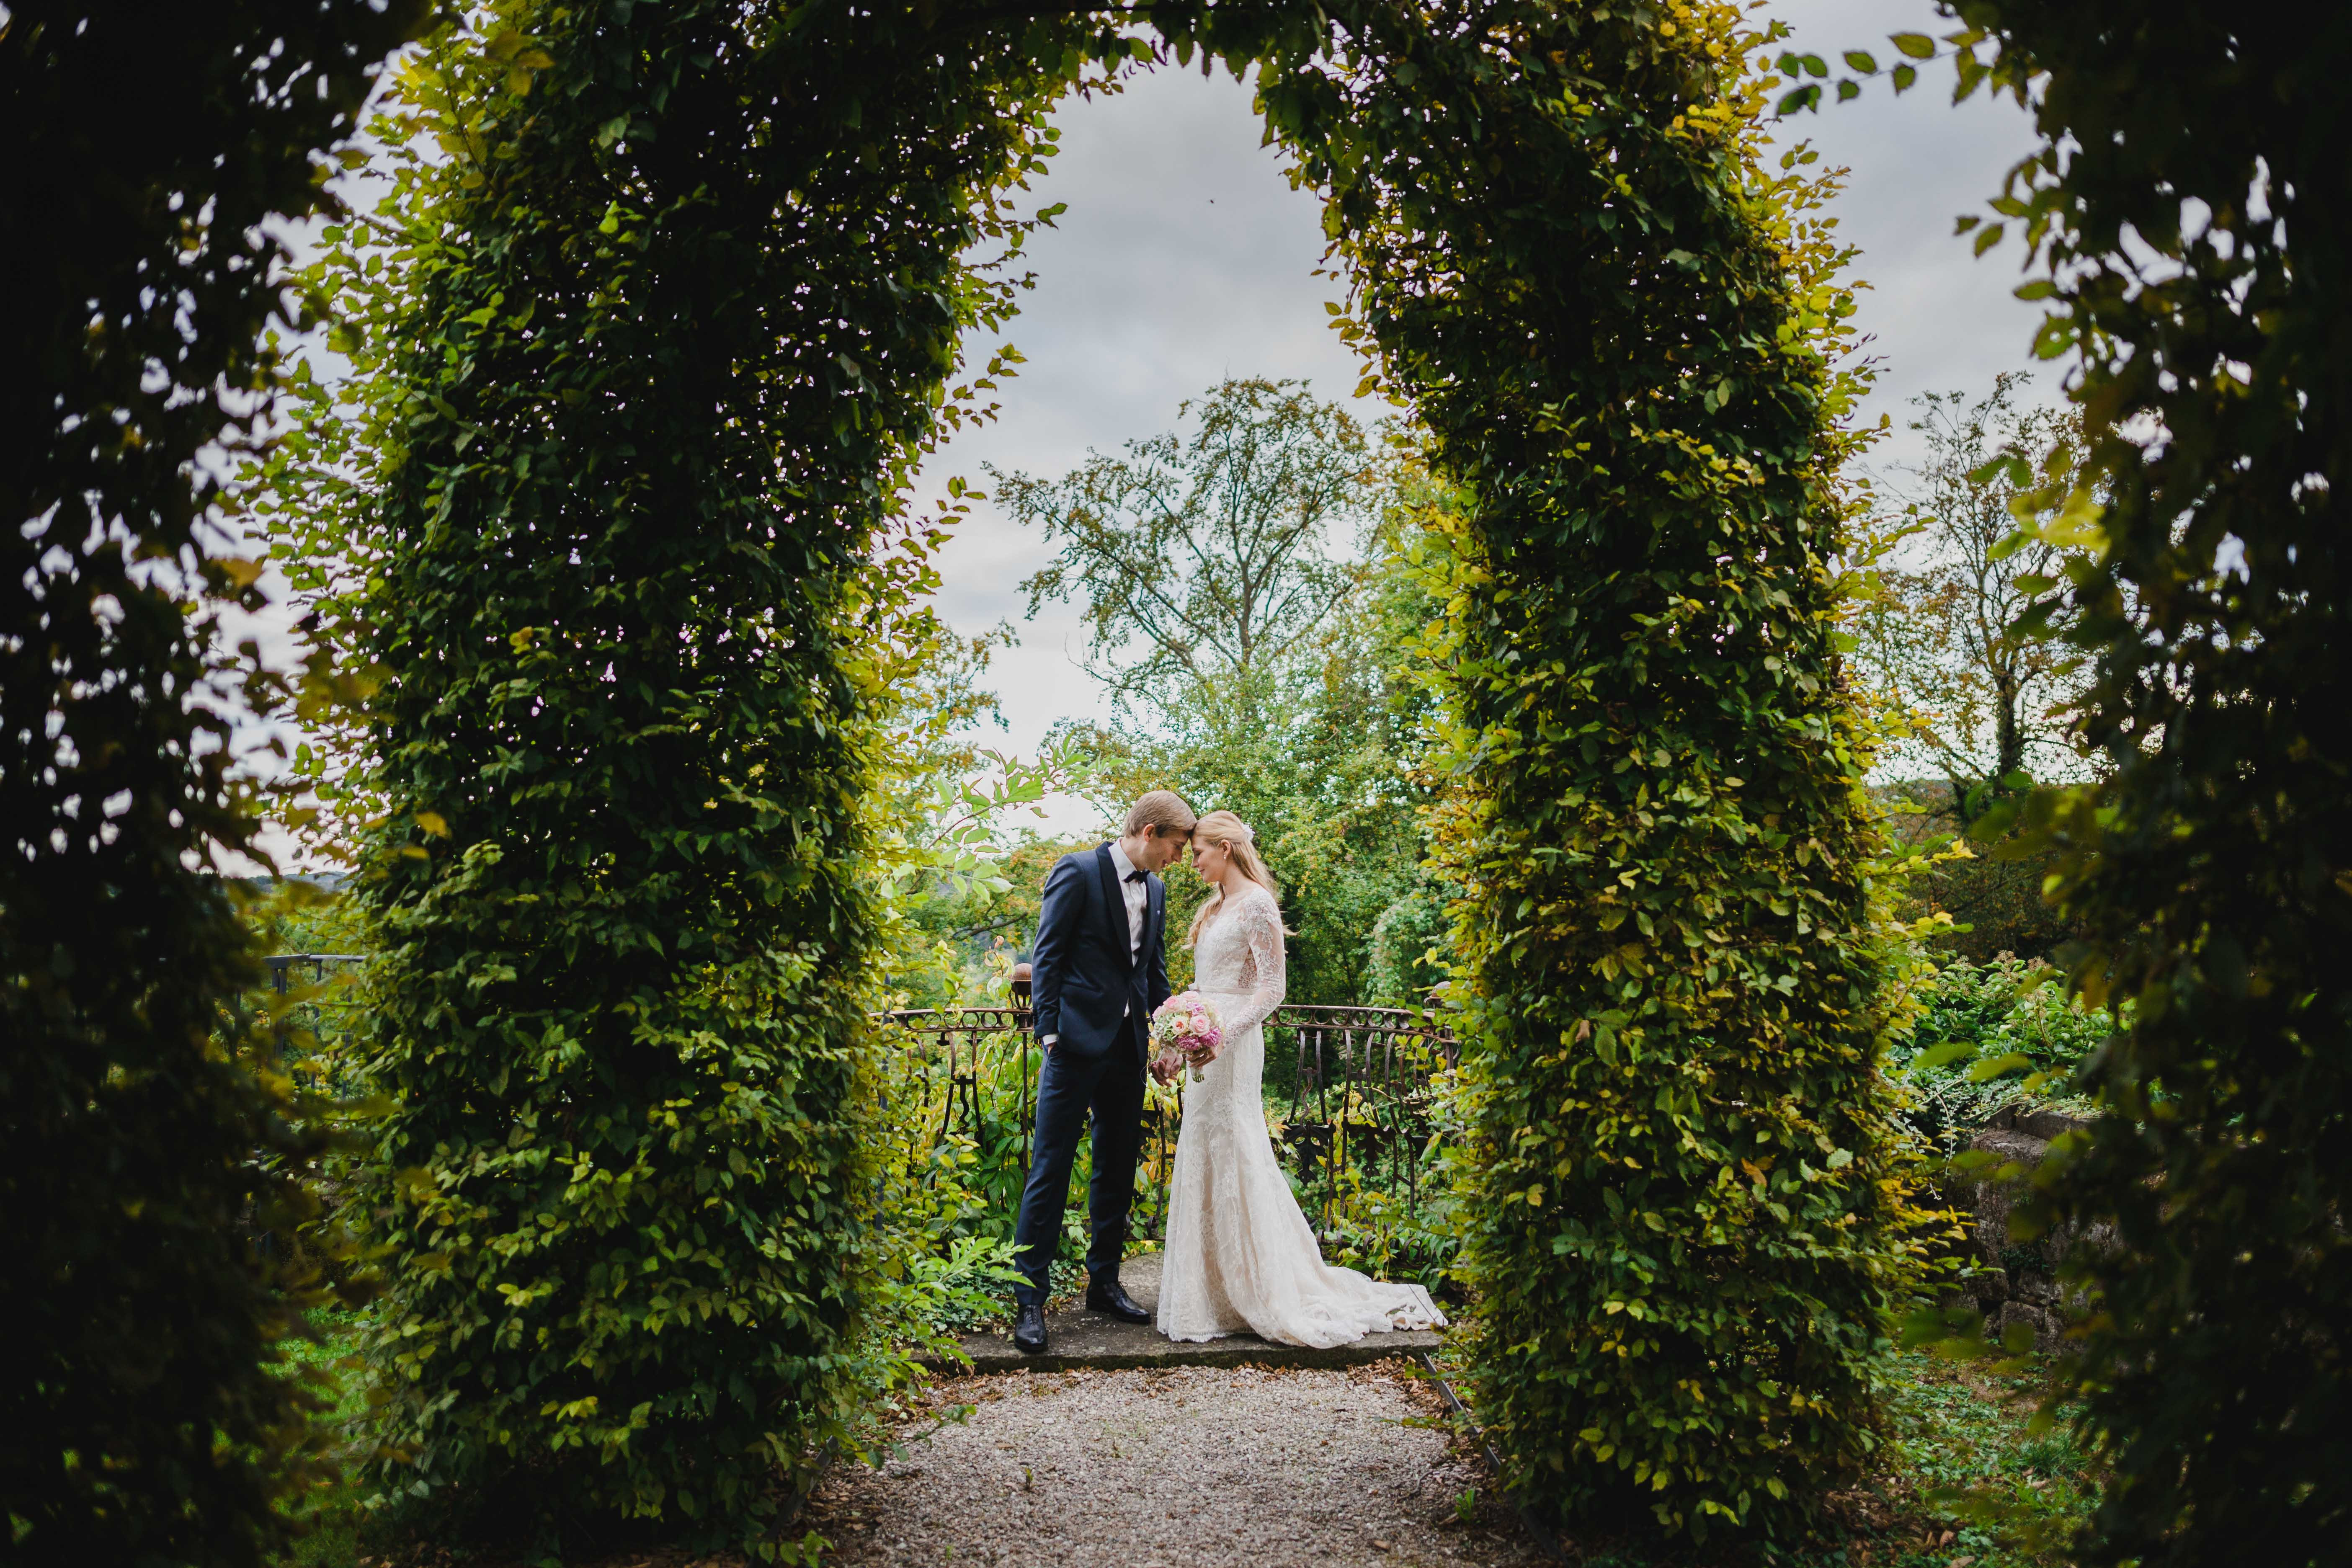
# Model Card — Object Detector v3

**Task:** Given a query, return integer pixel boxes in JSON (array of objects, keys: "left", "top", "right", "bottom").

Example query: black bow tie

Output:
[{"left": 1124, "top": 870, "right": 1147, "bottom": 885}]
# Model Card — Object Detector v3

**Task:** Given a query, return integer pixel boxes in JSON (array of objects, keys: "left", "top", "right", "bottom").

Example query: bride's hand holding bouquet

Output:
[{"left": 1150, "top": 991, "right": 1224, "bottom": 1083}]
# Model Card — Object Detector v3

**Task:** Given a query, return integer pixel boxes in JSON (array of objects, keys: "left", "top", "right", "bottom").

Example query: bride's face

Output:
[{"left": 1194, "top": 838, "right": 1232, "bottom": 882}]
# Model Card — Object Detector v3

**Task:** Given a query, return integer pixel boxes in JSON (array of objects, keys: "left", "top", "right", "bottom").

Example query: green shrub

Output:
[
  {"left": 1357, "top": 0, "right": 1924, "bottom": 1541},
  {"left": 1889, "top": 957, "right": 2110, "bottom": 1152},
  {"left": 1366, "top": 887, "right": 1449, "bottom": 1007},
  {"left": 2, "top": 6, "right": 419, "bottom": 1563},
  {"left": 254, "top": 2, "right": 1081, "bottom": 1550},
  {"left": 1877, "top": 789, "right": 2085, "bottom": 965}
]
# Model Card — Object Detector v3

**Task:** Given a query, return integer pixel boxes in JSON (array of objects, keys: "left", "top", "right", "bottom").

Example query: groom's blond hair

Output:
[{"left": 1122, "top": 790, "right": 1197, "bottom": 841}]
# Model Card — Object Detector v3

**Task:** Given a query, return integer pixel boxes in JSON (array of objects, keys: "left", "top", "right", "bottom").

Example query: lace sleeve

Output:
[{"left": 1223, "top": 889, "right": 1287, "bottom": 1036}]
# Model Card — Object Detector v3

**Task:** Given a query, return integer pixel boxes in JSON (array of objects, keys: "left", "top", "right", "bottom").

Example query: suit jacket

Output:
[{"left": 1029, "top": 843, "right": 1169, "bottom": 1060}]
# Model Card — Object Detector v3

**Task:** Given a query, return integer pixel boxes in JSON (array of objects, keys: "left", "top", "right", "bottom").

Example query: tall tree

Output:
[
  {"left": 1, "top": 3, "right": 421, "bottom": 1563},
  {"left": 1857, "top": 374, "right": 2092, "bottom": 818},
  {"left": 1852, "top": 376, "right": 2094, "bottom": 958},
  {"left": 996, "top": 376, "right": 1377, "bottom": 724},
  {"left": 998, "top": 379, "right": 1425, "bottom": 1006}
]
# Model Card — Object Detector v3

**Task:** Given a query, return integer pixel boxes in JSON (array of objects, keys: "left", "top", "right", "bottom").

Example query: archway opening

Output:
[{"left": 275, "top": 0, "right": 1910, "bottom": 1548}]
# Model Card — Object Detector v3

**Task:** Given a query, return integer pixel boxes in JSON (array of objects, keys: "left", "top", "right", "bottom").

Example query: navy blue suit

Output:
[{"left": 1011, "top": 843, "right": 1171, "bottom": 1306}]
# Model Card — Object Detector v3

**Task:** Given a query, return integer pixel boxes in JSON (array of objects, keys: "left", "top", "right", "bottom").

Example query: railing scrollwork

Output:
[{"left": 874, "top": 983, "right": 1457, "bottom": 1272}]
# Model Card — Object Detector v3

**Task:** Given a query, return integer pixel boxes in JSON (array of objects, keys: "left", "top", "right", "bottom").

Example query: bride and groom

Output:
[{"left": 1010, "top": 790, "right": 1445, "bottom": 1354}]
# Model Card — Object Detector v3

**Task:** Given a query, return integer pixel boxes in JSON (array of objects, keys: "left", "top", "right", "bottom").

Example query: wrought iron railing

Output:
[
  {"left": 874, "top": 984, "right": 1458, "bottom": 1266},
  {"left": 262, "top": 956, "right": 1463, "bottom": 1271},
  {"left": 257, "top": 954, "right": 367, "bottom": 1085},
  {"left": 1269, "top": 1004, "right": 1460, "bottom": 1240},
  {"left": 266, "top": 952, "right": 366, "bottom": 992}
]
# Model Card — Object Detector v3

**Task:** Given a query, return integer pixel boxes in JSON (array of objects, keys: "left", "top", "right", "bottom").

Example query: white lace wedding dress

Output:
[{"left": 1157, "top": 882, "right": 1447, "bottom": 1347}]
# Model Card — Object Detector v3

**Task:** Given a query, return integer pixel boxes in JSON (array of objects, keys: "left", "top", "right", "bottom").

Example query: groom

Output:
[{"left": 1009, "top": 789, "right": 1197, "bottom": 1354}]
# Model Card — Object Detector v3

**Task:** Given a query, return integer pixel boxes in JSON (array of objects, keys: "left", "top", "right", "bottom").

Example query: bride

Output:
[{"left": 1154, "top": 810, "right": 1447, "bottom": 1347}]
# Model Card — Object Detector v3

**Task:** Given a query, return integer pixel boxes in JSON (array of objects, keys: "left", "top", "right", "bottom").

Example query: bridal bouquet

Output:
[{"left": 1150, "top": 991, "right": 1224, "bottom": 1083}]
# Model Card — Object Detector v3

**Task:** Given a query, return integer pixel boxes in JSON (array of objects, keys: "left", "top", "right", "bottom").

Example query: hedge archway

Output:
[{"left": 290, "top": 0, "right": 1914, "bottom": 1549}]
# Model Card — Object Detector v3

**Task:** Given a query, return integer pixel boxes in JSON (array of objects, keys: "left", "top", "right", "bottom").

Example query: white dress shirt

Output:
[
  {"left": 1042, "top": 841, "right": 1147, "bottom": 1048},
  {"left": 1107, "top": 841, "right": 1149, "bottom": 963}
]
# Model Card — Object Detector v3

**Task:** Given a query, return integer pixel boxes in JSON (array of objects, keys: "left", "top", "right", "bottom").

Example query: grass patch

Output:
[
  {"left": 1785, "top": 1351, "right": 2098, "bottom": 1568},
  {"left": 274, "top": 1310, "right": 377, "bottom": 1568}
]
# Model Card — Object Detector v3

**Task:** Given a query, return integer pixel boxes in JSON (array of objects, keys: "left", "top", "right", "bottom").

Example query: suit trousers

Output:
[{"left": 1011, "top": 1017, "right": 1146, "bottom": 1307}]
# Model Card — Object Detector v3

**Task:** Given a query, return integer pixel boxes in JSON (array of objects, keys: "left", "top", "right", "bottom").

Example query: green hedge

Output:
[
  {"left": 1934, "top": 9, "right": 2352, "bottom": 1564},
  {"left": 2, "top": 7, "right": 418, "bottom": 1565},
  {"left": 257, "top": 3, "right": 1093, "bottom": 1549},
  {"left": 1795, "top": 11, "right": 2352, "bottom": 1560},
  {"left": 1299, "top": 1, "right": 1924, "bottom": 1540}
]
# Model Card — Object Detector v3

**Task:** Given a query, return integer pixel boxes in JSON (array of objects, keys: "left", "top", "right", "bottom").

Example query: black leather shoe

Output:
[
  {"left": 1085, "top": 1277, "right": 1150, "bottom": 1324},
  {"left": 1012, "top": 1302, "right": 1047, "bottom": 1354}
]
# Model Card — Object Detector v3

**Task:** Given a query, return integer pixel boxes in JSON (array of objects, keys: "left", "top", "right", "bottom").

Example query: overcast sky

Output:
[{"left": 903, "top": 0, "right": 2049, "bottom": 832}]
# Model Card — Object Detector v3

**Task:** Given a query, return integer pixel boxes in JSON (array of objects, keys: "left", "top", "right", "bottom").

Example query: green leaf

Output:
[
  {"left": 1968, "top": 1051, "right": 2035, "bottom": 1083},
  {"left": 1970, "top": 453, "right": 2031, "bottom": 487},
  {"left": 1911, "top": 1040, "right": 1979, "bottom": 1073},
  {"left": 1890, "top": 31, "right": 1937, "bottom": 58},
  {"left": 1842, "top": 50, "right": 1877, "bottom": 74}
]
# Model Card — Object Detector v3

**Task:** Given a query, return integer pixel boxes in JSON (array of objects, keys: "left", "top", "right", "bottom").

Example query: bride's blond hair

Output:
[{"left": 1186, "top": 810, "right": 1282, "bottom": 947}]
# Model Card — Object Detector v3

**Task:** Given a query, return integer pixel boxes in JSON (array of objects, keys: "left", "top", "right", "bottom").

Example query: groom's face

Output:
[{"left": 1133, "top": 826, "right": 1191, "bottom": 874}]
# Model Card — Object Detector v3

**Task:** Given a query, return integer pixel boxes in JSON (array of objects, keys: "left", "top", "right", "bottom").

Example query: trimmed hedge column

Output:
[
  {"left": 311, "top": 2, "right": 1085, "bottom": 1544},
  {"left": 1238, "top": 0, "right": 1918, "bottom": 1539}
]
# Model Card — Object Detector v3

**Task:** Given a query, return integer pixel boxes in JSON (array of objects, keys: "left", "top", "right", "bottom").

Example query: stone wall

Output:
[{"left": 1939, "top": 1104, "right": 2102, "bottom": 1353}]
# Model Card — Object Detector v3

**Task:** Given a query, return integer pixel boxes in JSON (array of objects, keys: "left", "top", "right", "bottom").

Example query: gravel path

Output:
[{"left": 801, "top": 1361, "right": 1545, "bottom": 1568}]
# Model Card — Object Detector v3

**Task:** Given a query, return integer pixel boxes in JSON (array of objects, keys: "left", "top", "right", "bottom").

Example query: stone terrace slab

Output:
[{"left": 932, "top": 1251, "right": 1446, "bottom": 1375}]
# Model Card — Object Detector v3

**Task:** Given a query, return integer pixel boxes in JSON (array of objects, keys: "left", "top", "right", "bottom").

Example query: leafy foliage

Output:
[
  {"left": 1876, "top": 786, "right": 2084, "bottom": 965},
  {"left": 252, "top": 2, "right": 1106, "bottom": 1550},
  {"left": 998, "top": 375, "right": 1378, "bottom": 720},
  {"left": 1, "top": 4, "right": 420, "bottom": 1563},
  {"left": 1888, "top": 958, "right": 2107, "bottom": 1155},
  {"left": 1240, "top": 0, "right": 1930, "bottom": 1540},
  {"left": 1792, "top": 9, "right": 2352, "bottom": 1563}
]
